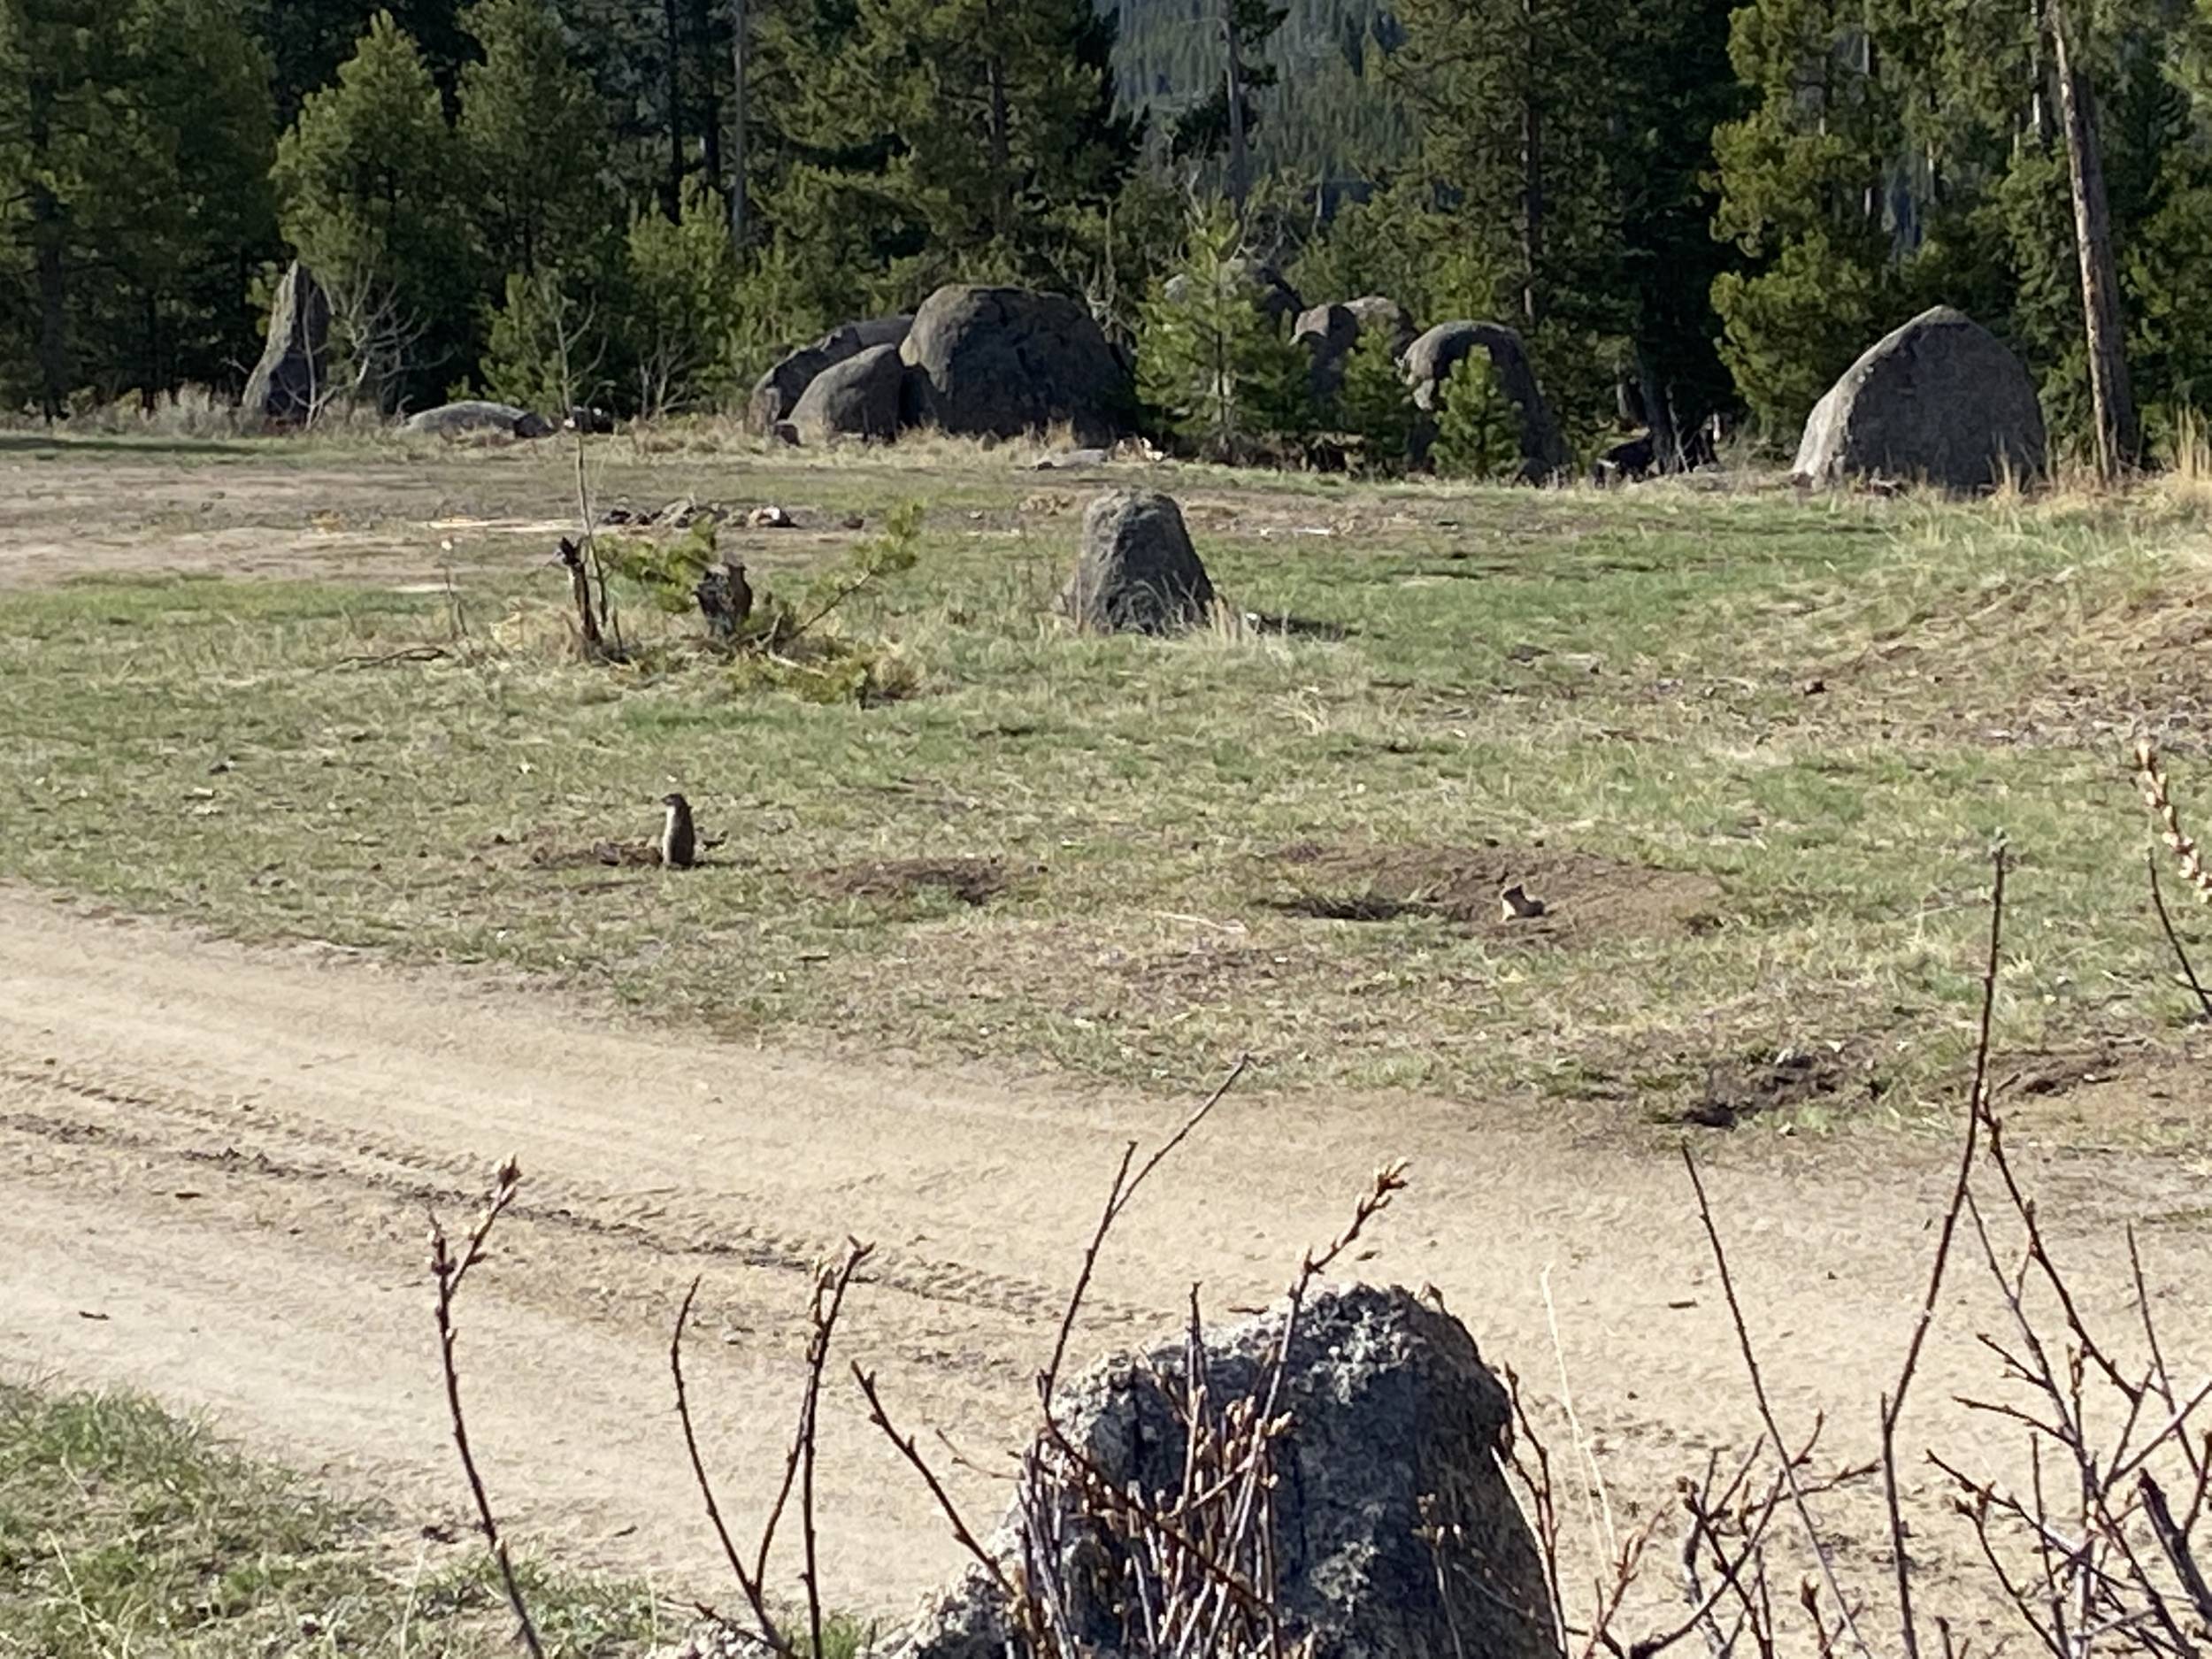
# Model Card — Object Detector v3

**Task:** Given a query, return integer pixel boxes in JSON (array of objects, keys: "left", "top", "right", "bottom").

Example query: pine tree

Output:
[
  {"left": 1138, "top": 202, "right": 1310, "bottom": 462},
  {"left": 0, "top": 0, "right": 275, "bottom": 411},
  {"left": 1334, "top": 320, "right": 1413, "bottom": 472},
  {"left": 1169, "top": 0, "right": 1288, "bottom": 172},
  {"left": 0, "top": 0, "right": 134, "bottom": 413},
  {"left": 1432, "top": 350, "right": 1520, "bottom": 480},
  {"left": 776, "top": 0, "right": 1141, "bottom": 301},
  {"left": 106, "top": 0, "right": 280, "bottom": 396},
  {"left": 1386, "top": 0, "right": 1618, "bottom": 336},
  {"left": 458, "top": 0, "right": 617, "bottom": 280},
  {"left": 1708, "top": 0, "right": 1916, "bottom": 437},
  {"left": 620, "top": 179, "right": 742, "bottom": 415},
  {"left": 273, "top": 12, "right": 472, "bottom": 409}
]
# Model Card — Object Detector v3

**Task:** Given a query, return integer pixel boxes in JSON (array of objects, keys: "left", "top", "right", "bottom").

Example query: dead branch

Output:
[
  {"left": 1683, "top": 1145, "right": 1874, "bottom": 1659},
  {"left": 672, "top": 1241, "right": 873, "bottom": 1658},
  {"left": 428, "top": 1156, "right": 544, "bottom": 1659},
  {"left": 2145, "top": 853, "right": 2212, "bottom": 1022},
  {"left": 1039, "top": 1052, "right": 1251, "bottom": 1412},
  {"left": 850, "top": 1362, "right": 1015, "bottom": 1597},
  {"left": 1883, "top": 843, "right": 2008, "bottom": 1659},
  {"left": 672, "top": 1275, "right": 789, "bottom": 1655}
]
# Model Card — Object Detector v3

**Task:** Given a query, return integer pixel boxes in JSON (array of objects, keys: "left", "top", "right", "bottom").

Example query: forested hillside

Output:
[
  {"left": 1108, "top": 0, "right": 1413, "bottom": 192},
  {"left": 3, "top": 0, "right": 2209, "bottom": 468}
]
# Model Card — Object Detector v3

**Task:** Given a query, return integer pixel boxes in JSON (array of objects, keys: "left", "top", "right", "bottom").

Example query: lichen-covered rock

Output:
[
  {"left": 1064, "top": 489, "right": 1216, "bottom": 634},
  {"left": 1402, "top": 320, "right": 1568, "bottom": 481},
  {"left": 242, "top": 261, "right": 329, "bottom": 428},
  {"left": 879, "top": 1285, "right": 1559, "bottom": 1659},
  {"left": 403, "top": 400, "right": 549, "bottom": 439},
  {"left": 900, "top": 286, "right": 1133, "bottom": 446},
  {"left": 790, "top": 342, "right": 905, "bottom": 442},
  {"left": 1793, "top": 306, "right": 2046, "bottom": 490}
]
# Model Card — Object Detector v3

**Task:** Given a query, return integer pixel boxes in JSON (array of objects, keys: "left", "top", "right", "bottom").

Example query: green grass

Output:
[
  {"left": 0, "top": 1382, "right": 664, "bottom": 1657},
  {"left": 4, "top": 439, "right": 2208, "bottom": 1130}
]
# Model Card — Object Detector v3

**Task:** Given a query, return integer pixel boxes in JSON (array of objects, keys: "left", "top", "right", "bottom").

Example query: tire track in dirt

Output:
[
  {"left": 0, "top": 1056, "right": 1145, "bottom": 1330},
  {"left": 4, "top": 884, "right": 2209, "bottom": 1621}
]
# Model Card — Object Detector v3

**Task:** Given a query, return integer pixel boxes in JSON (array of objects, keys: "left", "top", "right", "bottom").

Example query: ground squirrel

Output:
[
  {"left": 658, "top": 793, "right": 697, "bottom": 869},
  {"left": 1498, "top": 882, "right": 1547, "bottom": 920}
]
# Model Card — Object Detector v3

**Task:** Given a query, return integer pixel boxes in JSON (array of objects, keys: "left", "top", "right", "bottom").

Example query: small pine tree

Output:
[
  {"left": 1432, "top": 350, "right": 1523, "bottom": 481},
  {"left": 1336, "top": 323, "right": 1414, "bottom": 473},
  {"left": 1137, "top": 203, "right": 1311, "bottom": 463},
  {"left": 620, "top": 182, "right": 744, "bottom": 417},
  {"left": 481, "top": 267, "right": 606, "bottom": 412}
]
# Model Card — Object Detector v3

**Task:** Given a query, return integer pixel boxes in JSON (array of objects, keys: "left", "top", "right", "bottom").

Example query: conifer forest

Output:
[{"left": 4, "top": 0, "right": 2210, "bottom": 465}]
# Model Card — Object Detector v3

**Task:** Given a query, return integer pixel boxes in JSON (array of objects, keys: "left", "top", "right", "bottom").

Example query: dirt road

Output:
[{"left": 4, "top": 884, "right": 2207, "bottom": 1622}]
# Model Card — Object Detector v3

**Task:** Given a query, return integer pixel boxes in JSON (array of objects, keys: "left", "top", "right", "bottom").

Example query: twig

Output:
[
  {"left": 851, "top": 1363, "right": 1015, "bottom": 1597},
  {"left": 670, "top": 1275, "right": 788, "bottom": 1655},
  {"left": 802, "top": 1244, "right": 872, "bottom": 1659},
  {"left": 1039, "top": 1053, "right": 1250, "bottom": 1411},
  {"left": 1683, "top": 1145, "right": 1874, "bottom": 1659},
  {"left": 2145, "top": 853, "right": 2212, "bottom": 1021},
  {"left": 337, "top": 644, "right": 450, "bottom": 669},
  {"left": 428, "top": 1156, "right": 544, "bottom": 1659},
  {"left": 2138, "top": 1473, "right": 2212, "bottom": 1627},
  {"left": 1884, "top": 843, "right": 2008, "bottom": 1659}
]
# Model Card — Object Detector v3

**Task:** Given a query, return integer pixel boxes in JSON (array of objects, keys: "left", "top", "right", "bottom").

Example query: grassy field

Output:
[
  {"left": 4, "top": 432, "right": 2210, "bottom": 1132},
  {"left": 0, "top": 1382, "right": 662, "bottom": 1657}
]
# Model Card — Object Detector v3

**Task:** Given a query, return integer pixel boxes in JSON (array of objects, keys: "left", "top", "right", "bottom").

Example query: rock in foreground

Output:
[
  {"left": 1064, "top": 489, "right": 1216, "bottom": 634},
  {"left": 884, "top": 1284, "right": 1558, "bottom": 1659},
  {"left": 1793, "top": 305, "right": 2046, "bottom": 490}
]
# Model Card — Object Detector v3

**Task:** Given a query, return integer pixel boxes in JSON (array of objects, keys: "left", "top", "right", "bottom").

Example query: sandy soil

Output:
[{"left": 4, "top": 884, "right": 2207, "bottom": 1627}]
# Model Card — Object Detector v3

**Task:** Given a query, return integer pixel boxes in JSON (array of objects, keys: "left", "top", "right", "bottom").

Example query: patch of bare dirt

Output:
[
  {"left": 1259, "top": 841, "right": 1721, "bottom": 941},
  {"left": 4, "top": 887, "right": 2210, "bottom": 1629},
  {"left": 818, "top": 856, "right": 1013, "bottom": 907},
  {"left": 1676, "top": 1041, "right": 1885, "bottom": 1130}
]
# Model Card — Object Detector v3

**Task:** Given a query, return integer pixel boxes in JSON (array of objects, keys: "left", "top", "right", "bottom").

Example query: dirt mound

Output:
[
  {"left": 818, "top": 857, "right": 1011, "bottom": 907},
  {"left": 1677, "top": 1042, "right": 1883, "bottom": 1129},
  {"left": 1261, "top": 841, "right": 1719, "bottom": 941}
]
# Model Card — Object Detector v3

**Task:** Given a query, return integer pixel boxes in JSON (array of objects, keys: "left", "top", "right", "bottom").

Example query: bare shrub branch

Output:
[
  {"left": 673, "top": 1240, "right": 875, "bottom": 1657},
  {"left": 428, "top": 1156, "right": 544, "bottom": 1659}
]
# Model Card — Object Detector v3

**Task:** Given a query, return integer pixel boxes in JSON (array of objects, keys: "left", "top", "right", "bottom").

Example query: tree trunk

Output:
[
  {"left": 696, "top": 0, "right": 722, "bottom": 195},
  {"left": 1635, "top": 346, "right": 1678, "bottom": 472},
  {"left": 32, "top": 184, "right": 67, "bottom": 422},
  {"left": 1224, "top": 0, "right": 1249, "bottom": 217},
  {"left": 664, "top": 0, "right": 685, "bottom": 219},
  {"left": 1518, "top": 0, "right": 1543, "bottom": 326},
  {"left": 729, "top": 0, "right": 748, "bottom": 253},
  {"left": 987, "top": 51, "right": 1011, "bottom": 242},
  {"left": 2047, "top": 0, "right": 2140, "bottom": 479}
]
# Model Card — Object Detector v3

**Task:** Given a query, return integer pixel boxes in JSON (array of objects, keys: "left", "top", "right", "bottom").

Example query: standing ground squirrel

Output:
[{"left": 658, "top": 793, "right": 697, "bottom": 869}]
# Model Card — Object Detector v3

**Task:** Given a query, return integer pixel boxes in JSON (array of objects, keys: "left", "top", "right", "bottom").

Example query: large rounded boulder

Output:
[
  {"left": 1294, "top": 295, "right": 1413, "bottom": 400},
  {"left": 1793, "top": 306, "right": 2046, "bottom": 490},
  {"left": 876, "top": 1286, "right": 1557, "bottom": 1659},
  {"left": 1402, "top": 320, "right": 1568, "bottom": 481},
  {"left": 749, "top": 314, "right": 913, "bottom": 430},
  {"left": 900, "top": 286, "right": 1133, "bottom": 446},
  {"left": 789, "top": 342, "right": 904, "bottom": 443},
  {"left": 1064, "top": 489, "right": 1217, "bottom": 634}
]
